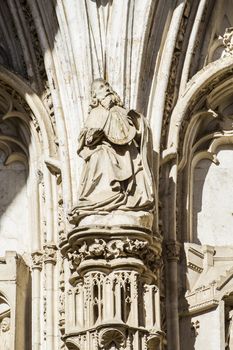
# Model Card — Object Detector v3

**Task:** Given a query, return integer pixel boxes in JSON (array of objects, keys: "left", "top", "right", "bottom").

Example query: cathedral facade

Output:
[{"left": 0, "top": 1, "right": 232, "bottom": 349}]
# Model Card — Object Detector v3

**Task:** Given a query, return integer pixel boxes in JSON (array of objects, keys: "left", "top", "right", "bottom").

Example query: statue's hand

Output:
[
  {"left": 128, "top": 109, "right": 141, "bottom": 131},
  {"left": 86, "top": 128, "right": 104, "bottom": 146}
]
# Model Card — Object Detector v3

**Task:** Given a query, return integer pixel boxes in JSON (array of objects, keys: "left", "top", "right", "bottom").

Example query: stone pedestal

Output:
[{"left": 61, "top": 213, "right": 163, "bottom": 350}]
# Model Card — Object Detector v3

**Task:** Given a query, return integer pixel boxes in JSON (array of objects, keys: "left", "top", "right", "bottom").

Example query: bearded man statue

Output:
[
  {"left": 70, "top": 79, "right": 155, "bottom": 225},
  {"left": 0, "top": 317, "right": 11, "bottom": 350}
]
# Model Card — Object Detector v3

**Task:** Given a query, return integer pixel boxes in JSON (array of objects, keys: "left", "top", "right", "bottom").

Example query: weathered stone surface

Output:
[
  {"left": 0, "top": 252, "right": 30, "bottom": 349},
  {"left": 0, "top": 1, "right": 233, "bottom": 349},
  {"left": 77, "top": 210, "right": 154, "bottom": 229}
]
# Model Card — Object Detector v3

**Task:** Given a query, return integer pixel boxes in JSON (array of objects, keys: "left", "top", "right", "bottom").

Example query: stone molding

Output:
[
  {"left": 187, "top": 262, "right": 203, "bottom": 273},
  {"left": 166, "top": 56, "right": 233, "bottom": 152},
  {"left": 187, "top": 299, "right": 219, "bottom": 315},
  {"left": 162, "top": 2, "right": 190, "bottom": 149}
]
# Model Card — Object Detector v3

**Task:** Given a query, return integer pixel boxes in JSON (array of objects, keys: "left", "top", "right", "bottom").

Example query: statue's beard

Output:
[{"left": 100, "top": 93, "right": 115, "bottom": 110}]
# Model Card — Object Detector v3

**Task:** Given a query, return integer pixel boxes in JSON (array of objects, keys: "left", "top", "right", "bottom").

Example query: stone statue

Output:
[
  {"left": 70, "top": 79, "right": 155, "bottom": 223},
  {"left": 0, "top": 317, "right": 11, "bottom": 350}
]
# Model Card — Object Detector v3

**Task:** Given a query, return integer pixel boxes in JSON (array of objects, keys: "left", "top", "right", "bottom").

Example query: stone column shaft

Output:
[
  {"left": 104, "top": 280, "right": 114, "bottom": 321},
  {"left": 44, "top": 244, "right": 57, "bottom": 350},
  {"left": 115, "top": 281, "right": 122, "bottom": 321},
  {"left": 32, "top": 251, "right": 43, "bottom": 350},
  {"left": 166, "top": 260, "right": 180, "bottom": 350},
  {"left": 155, "top": 287, "right": 161, "bottom": 329},
  {"left": 32, "top": 268, "right": 42, "bottom": 350},
  {"left": 130, "top": 275, "right": 138, "bottom": 326},
  {"left": 76, "top": 286, "right": 84, "bottom": 328},
  {"left": 45, "top": 263, "right": 55, "bottom": 349}
]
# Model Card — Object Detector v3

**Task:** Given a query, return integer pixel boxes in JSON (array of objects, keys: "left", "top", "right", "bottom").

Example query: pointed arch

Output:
[{"left": 166, "top": 56, "right": 233, "bottom": 154}]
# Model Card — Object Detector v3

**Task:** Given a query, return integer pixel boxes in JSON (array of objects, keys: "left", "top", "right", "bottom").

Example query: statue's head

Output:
[
  {"left": 1, "top": 317, "right": 10, "bottom": 332},
  {"left": 91, "top": 79, "right": 111, "bottom": 101},
  {"left": 89, "top": 78, "right": 123, "bottom": 111}
]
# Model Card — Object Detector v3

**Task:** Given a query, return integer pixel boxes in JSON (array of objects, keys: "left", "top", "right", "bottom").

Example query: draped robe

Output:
[
  {"left": 73, "top": 104, "right": 155, "bottom": 219},
  {"left": 0, "top": 330, "right": 10, "bottom": 350}
]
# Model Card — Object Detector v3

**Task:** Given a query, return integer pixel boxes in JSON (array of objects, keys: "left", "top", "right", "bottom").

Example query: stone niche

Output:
[
  {"left": 0, "top": 251, "right": 31, "bottom": 349},
  {"left": 193, "top": 146, "right": 233, "bottom": 245}
]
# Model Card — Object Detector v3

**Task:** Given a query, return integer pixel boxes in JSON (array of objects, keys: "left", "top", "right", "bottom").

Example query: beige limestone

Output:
[{"left": 1, "top": 1, "right": 233, "bottom": 349}]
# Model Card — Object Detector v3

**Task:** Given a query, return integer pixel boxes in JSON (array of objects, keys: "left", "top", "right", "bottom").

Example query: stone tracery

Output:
[{"left": 1, "top": 1, "right": 233, "bottom": 349}]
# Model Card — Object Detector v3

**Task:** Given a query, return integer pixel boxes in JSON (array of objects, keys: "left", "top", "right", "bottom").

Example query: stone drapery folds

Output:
[
  {"left": 64, "top": 79, "right": 162, "bottom": 350},
  {"left": 70, "top": 78, "right": 155, "bottom": 223}
]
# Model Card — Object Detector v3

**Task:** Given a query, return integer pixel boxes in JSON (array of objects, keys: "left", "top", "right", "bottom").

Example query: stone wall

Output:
[{"left": 0, "top": 1, "right": 233, "bottom": 349}]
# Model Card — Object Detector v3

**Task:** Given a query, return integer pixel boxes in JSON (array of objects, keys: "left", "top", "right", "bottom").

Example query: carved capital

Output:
[
  {"left": 31, "top": 251, "right": 44, "bottom": 270},
  {"left": 67, "top": 237, "right": 160, "bottom": 272},
  {"left": 43, "top": 243, "right": 58, "bottom": 265},
  {"left": 165, "top": 241, "right": 181, "bottom": 261}
]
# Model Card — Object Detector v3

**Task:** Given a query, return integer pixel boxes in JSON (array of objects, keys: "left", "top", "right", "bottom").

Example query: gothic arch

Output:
[
  {"left": 0, "top": 64, "right": 58, "bottom": 251},
  {"left": 0, "top": 64, "right": 60, "bottom": 349},
  {"left": 164, "top": 57, "right": 233, "bottom": 244},
  {"left": 166, "top": 56, "right": 233, "bottom": 153},
  {"left": 160, "top": 52, "right": 233, "bottom": 349}
]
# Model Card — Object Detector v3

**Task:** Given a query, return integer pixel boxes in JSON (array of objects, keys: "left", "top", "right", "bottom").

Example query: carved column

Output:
[
  {"left": 165, "top": 240, "right": 181, "bottom": 350},
  {"left": 31, "top": 251, "right": 43, "bottom": 350},
  {"left": 43, "top": 243, "right": 58, "bottom": 350}
]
